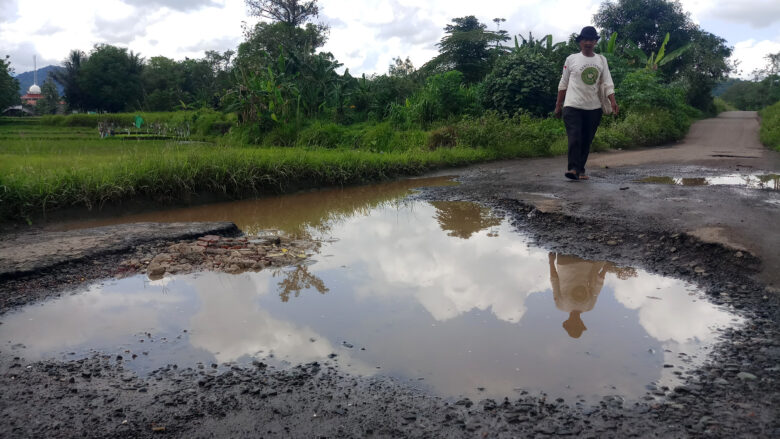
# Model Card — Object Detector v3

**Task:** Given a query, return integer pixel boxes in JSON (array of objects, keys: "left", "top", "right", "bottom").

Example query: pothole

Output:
[{"left": 0, "top": 194, "right": 743, "bottom": 405}]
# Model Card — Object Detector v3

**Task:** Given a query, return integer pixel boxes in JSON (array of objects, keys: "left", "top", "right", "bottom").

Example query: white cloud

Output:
[
  {"left": 731, "top": 38, "right": 780, "bottom": 78},
  {"left": 185, "top": 272, "right": 374, "bottom": 372},
  {"left": 691, "top": 0, "right": 780, "bottom": 28},
  {"left": 314, "top": 202, "right": 550, "bottom": 323},
  {"left": 1, "top": 0, "right": 776, "bottom": 81}
]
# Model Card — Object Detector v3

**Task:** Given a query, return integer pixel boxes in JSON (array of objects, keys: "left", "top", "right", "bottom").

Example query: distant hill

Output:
[{"left": 15, "top": 65, "right": 65, "bottom": 96}]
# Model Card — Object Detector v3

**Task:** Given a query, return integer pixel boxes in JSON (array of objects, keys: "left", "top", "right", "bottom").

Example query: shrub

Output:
[
  {"left": 480, "top": 51, "right": 557, "bottom": 117},
  {"left": 713, "top": 97, "right": 736, "bottom": 114},
  {"left": 759, "top": 100, "right": 780, "bottom": 151},
  {"left": 297, "top": 122, "right": 348, "bottom": 148},
  {"left": 262, "top": 122, "right": 299, "bottom": 147},
  {"left": 455, "top": 111, "right": 565, "bottom": 157},
  {"left": 406, "top": 71, "right": 478, "bottom": 125},
  {"left": 619, "top": 70, "right": 689, "bottom": 115},
  {"left": 427, "top": 125, "right": 458, "bottom": 149},
  {"left": 356, "top": 122, "right": 396, "bottom": 152}
]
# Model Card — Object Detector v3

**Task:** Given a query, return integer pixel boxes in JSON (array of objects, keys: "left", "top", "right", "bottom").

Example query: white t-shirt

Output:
[{"left": 558, "top": 53, "right": 615, "bottom": 110}]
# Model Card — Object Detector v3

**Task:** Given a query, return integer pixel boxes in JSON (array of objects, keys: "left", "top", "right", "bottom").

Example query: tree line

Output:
[{"left": 2, "top": 0, "right": 771, "bottom": 125}]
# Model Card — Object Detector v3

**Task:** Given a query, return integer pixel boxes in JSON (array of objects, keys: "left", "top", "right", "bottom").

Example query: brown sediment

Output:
[{"left": 119, "top": 233, "right": 320, "bottom": 280}]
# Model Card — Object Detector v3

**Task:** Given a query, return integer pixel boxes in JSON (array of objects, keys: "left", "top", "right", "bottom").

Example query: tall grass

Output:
[
  {"left": 0, "top": 139, "right": 491, "bottom": 220},
  {"left": 758, "top": 100, "right": 780, "bottom": 151},
  {"left": 0, "top": 107, "right": 694, "bottom": 222}
]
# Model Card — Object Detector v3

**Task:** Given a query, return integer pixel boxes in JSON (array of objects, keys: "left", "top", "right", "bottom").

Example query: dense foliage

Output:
[
  {"left": 0, "top": 55, "right": 20, "bottom": 110},
  {"left": 480, "top": 50, "right": 557, "bottom": 116},
  {"left": 719, "top": 53, "right": 780, "bottom": 111},
  {"left": 3, "top": 0, "right": 735, "bottom": 147},
  {"left": 595, "top": 0, "right": 732, "bottom": 114},
  {"left": 758, "top": 100, "right": 780, "bottom": 151}
]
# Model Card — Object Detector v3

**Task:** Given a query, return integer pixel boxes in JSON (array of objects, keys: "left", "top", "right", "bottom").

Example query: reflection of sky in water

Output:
[
  {"left": 639, "top": 174, "right": 779, "bottom": 190},
  {"left": 0, "top": 201, "right": 741, "bottom": 403}
]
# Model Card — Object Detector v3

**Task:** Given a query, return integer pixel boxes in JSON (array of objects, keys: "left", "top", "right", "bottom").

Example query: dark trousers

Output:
[{"left": 563, "top": 107, "right": 602, "bottom": 174}]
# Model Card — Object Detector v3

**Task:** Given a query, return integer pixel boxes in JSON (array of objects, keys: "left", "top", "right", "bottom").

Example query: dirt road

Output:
[{"left": 434, "top": 111, "right": 780, "bottom": 289}]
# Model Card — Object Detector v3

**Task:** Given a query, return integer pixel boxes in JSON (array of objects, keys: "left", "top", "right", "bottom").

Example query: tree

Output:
[
  {"left": 480, "top": 50, "right": 558, "bottom": 116},
  {"left": 51, "top": 50, "right": 87, "bottom": 112},
  {"left": 245, "top": 0, "right": 319, "bottom": 26},
  {"left": 753, "top": 51, "right": 780, "bottom": 80},
  {"left": 594, "top": 0, "right": 695, "bottom": 53},
  {"left": 721, "top": 52, "right": 780, "bottom": 110},
  {"left": 389, "top": 56, "right": 415, "bottom": 77},
  {"left": 79, "top": 44, "right": 144, "bottom": 112},
  {"left": 677, "top": 28, "right": 732, "bottom": 112},
  {"left": 0, "top": 55, "right": 20, "bottom": 110},
  {"left": 35, "top": 78, "right": 61, "bottom": 115},
  {"left": 433, "top": 16, "right": 509, "bottom": 83},
  {"left": 595, "top": 0, "right": 732, "bottom": 112},
  {"left": 142, "top": 56, "right": 186, "bottom": 111}
]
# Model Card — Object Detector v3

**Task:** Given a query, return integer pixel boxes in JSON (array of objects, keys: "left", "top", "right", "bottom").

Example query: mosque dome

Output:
[{"left": 28, "top": 84, "right": 41, "bottom": 95}]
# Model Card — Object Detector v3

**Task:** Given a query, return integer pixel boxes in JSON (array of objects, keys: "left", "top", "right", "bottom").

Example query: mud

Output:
[
  {"left": 118, "top": 234, "right": 320, "bottom": 280},
  {"left": 2, "top": 112, "right": 780, "bottom": 437}
]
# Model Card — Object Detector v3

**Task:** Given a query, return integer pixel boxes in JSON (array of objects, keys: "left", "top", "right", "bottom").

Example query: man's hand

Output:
[
  {"left": 609, "top": 94, "right": 619, "bottom": 116},
  {"left": 554, "top": 105, "right": 563, "bottom": 119}
]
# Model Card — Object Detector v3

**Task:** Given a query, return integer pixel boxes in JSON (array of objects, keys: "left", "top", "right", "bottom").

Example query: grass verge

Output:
[
  {"left": 0, "top": 109, "right": 693, "bottom": 223},
  {"left": 758, "top": 100, "right": 780, "bottom": 151}
]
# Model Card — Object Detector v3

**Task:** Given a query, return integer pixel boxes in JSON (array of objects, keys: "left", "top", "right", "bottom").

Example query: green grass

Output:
[
  {"left": 0, "top": 108, "right": 694, "bottom": 222},
  {"left": 713, "top": 97, "right": 737, "bottom": 114},
  {"left": 758, "top": 100, "right": 780, "bottom": 151}
]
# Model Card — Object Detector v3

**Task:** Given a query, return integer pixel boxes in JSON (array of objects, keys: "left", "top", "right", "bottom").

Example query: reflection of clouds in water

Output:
[
  {"left": 315, "top": 203, "right": 550, "bottom": 323},
  {"left": 185, "top": 272, "right": 373, "bottom": 374},
  {"left": 608, "top": 273, "right": 735, "bottom": 344},
  {"left": 0, "top": 278, "right": 179, "bottom": 357}
]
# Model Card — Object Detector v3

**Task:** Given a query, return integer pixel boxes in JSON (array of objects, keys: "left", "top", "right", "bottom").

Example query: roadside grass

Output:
[
  {"left": 758, "top": 100, "right": 780, "bottom": 151},
  {"left": 0, "top": 109, "right": 694, "bottom": 222},
  {"left": 713, "top": 97, "right": 737, "bottom": 114}
]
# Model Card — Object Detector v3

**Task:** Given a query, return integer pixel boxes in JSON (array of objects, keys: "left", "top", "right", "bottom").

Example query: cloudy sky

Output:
[{"left": 1, "top": 0, "right": 779, "bottom": 79}]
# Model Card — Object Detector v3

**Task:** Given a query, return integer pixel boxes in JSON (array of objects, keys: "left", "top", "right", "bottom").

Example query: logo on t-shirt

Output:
[{"left": 581, "top": 67, "right": 599, "bottom": 85}]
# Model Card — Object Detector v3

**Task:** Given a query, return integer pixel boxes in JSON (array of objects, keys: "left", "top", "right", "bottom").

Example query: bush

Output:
[
  {"left": 427, "top": 125, "right": 458, "bottom": 149},
  {"left": 356, "top": 122, "right": 396, "bottom": 152},
  {"left": 297, "top": 122, "right": 347, "bottom": 148},
  {"left": 480, "top": 51, "right": 557, "bottom": 117},
  {"left": 262, "top": 122, "right": 300, "bottom": 147},
  {"left": 455, "top": 111, "right": 566, "bottom": 157},
  {"left": 713, "top": 97, "right": 736, "bottom": 114},
  {"left": 759, "top": 100, "right": 780, "bottom": 151},
  {"left": 593, "top": 109, "right": 692, "bottom": 150},
  {"left": 403, "top": 71, "right": 478, "bottom": 125},
  {"left": 619, "top": 70, "right": 689, "bottom": 115}
]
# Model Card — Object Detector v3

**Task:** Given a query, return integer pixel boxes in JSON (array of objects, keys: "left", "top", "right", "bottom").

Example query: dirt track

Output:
[
  {"left": 1, "top": 111, "right": 779, "bottom": 437},
  {"left": 430, "top": 111, "right": 780, "bottom": 289}
]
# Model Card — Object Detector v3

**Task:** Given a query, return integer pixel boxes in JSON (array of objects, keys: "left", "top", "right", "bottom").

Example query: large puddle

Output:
[{"left": 1, "top": 178, "right": 742, "bottom": 404}]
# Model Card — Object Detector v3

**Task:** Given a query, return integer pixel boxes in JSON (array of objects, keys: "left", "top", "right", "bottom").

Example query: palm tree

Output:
[{"left": 51, "top": 50, "right": 87, "bottom": 112}]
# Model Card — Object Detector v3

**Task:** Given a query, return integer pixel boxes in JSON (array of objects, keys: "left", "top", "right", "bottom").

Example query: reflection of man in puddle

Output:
[{"left": 548, "top": 253, "right": 610, "bottom": 338}]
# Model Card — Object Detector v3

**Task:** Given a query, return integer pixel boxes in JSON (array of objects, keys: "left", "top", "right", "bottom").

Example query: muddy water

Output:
[{"left": 1, "top": 179, "right": 742, "bottom": 404}]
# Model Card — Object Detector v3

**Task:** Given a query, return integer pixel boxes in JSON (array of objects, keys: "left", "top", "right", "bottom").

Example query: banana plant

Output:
[
  {"left": 223, "top": 52, "right": 300, "bottom": 127},
  {"left": 514, "top": 32, "right": 565, "bottom": 55},
  {"left": 623, "top": 33, "right": 691, "bottom": 70},
  {"left": 597, "top": 32, "right": 618, "bottom": 55}
]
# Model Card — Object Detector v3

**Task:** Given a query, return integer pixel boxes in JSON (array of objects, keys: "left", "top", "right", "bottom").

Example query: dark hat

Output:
[{"left": 576, "top": 26, "right": 600, "bottom": 42}]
